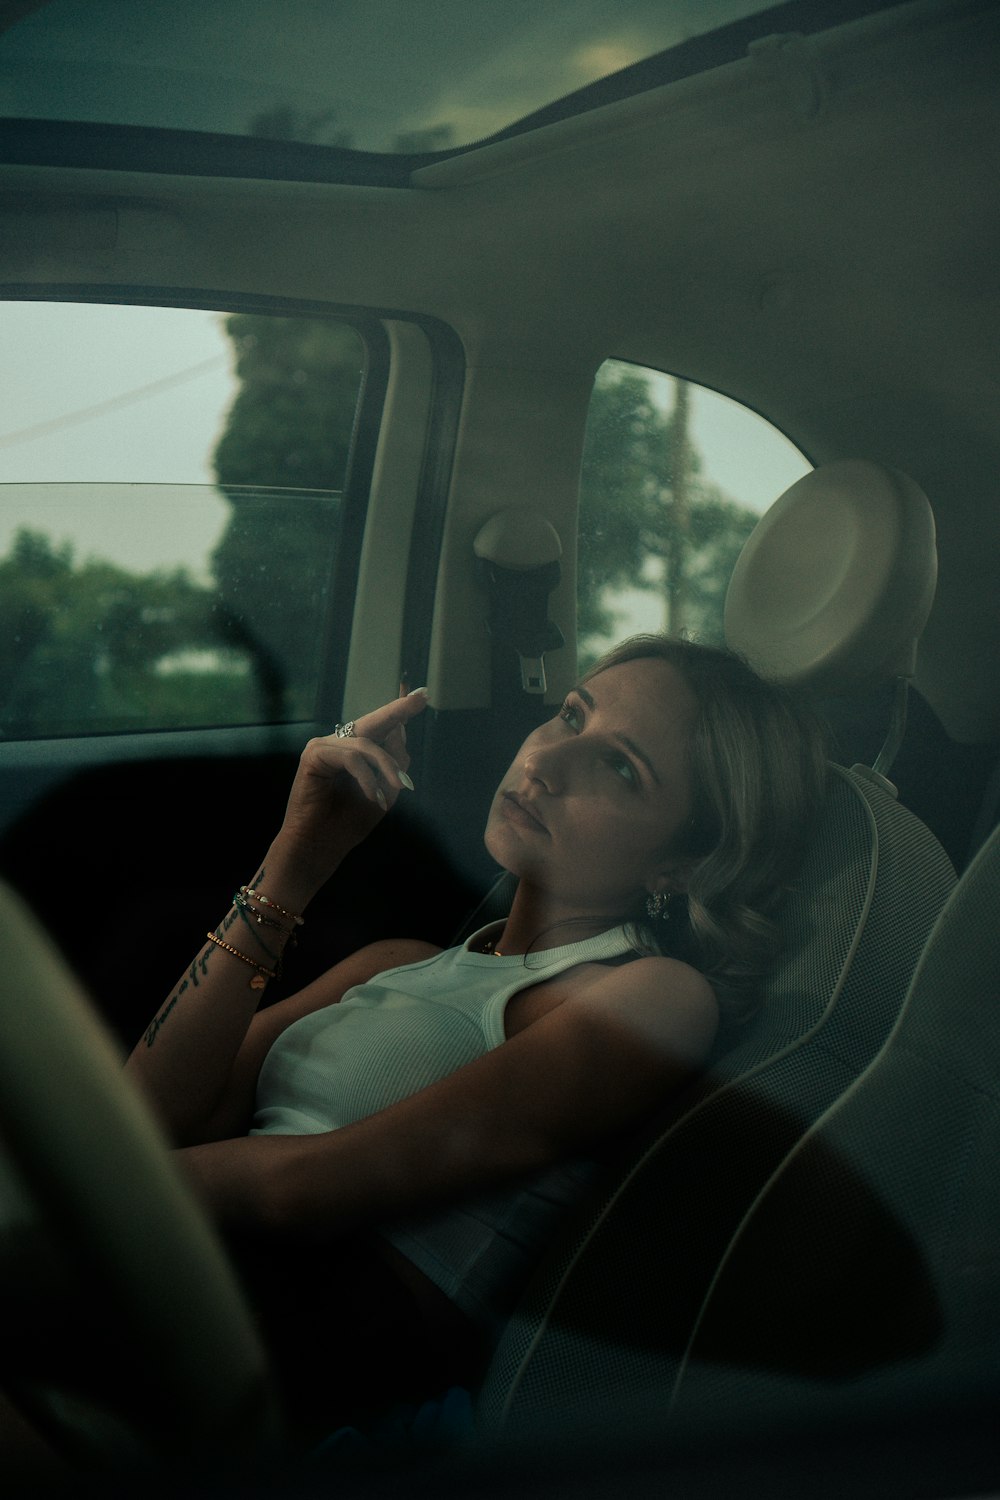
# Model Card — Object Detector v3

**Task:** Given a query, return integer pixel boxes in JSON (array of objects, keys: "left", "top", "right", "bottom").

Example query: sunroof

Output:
[{"left": 0, "top": 0, "right": 825, "bottom": 156}]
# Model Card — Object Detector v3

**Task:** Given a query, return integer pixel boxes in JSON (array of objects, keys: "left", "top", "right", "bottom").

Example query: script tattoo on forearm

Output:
[
  {"left": 143, "top": 943, "right": 213, "bottom": 1048},
  {"left": 142, "top": 870, "right": 267, "bottom": 1049}
]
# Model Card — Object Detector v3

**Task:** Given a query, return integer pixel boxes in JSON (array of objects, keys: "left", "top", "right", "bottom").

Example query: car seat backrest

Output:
[
  {"left": 663, "top": 819, "right": 1000, "bottom": 1448},
  {"left": 477, "top": 460, "right": 954, "bottom": 1437}
]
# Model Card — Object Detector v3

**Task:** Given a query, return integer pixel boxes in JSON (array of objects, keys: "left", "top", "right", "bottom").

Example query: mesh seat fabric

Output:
[{"left": 663, "top": 820, "right": 1000, "bottom": 1447}]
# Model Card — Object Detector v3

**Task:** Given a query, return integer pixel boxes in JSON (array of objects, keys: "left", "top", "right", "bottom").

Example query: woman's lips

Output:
[{"left": 502, "top": 791, "right": 549, "bottom": 834}]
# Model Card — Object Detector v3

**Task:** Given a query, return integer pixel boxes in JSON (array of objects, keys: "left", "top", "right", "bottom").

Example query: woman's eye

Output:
[
  {"left": 609, "top": 755, "right": 638, "bottom": 785},
  {"left": 559, "top": 701, "right": 582, "bottom": 730}
]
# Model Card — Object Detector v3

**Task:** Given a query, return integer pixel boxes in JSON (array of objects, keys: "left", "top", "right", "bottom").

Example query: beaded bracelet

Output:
[
  {"left": 238, "top": 885, "right": 305, "bottom": 927},
  {"left": 205, "top": 931, "right": 277, "bottom": 991},
  {"left": 233, "top": 889, "right": 295, "bottom": 939},
  {"left": 233, "top": 900, "right": 285, "bottom": 964}
]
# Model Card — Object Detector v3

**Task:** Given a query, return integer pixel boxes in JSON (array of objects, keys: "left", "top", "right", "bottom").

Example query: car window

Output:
[
  {"left": 0, "top": 0, "right": 806, "bottom": 157},
  {"left": 0, "top": 302, "right": 367, "bottom": 738},
  {"left": 577, "top": 360, "right": 811, "bottom": 668}
]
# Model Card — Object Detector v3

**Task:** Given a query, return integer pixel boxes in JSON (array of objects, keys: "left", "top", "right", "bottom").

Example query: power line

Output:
[{"left": 0, "top": 353, "right": 231, "bottom": 450}]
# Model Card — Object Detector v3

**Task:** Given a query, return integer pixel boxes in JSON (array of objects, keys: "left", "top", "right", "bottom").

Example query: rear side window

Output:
[
  {"left": 577, "top": 360, "right": 810, "bottom": 668},
  {"left": 0, "top": 302, "right": 367, "bottom": 738}
]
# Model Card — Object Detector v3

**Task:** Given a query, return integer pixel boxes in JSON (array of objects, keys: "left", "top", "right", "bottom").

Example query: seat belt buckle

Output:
[{"left": 518, "top": 655, "right": 547, "bottom": 694}]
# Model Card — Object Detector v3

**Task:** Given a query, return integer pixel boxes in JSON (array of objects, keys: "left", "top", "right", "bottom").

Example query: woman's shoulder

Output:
[
  {"left": 576, "top": 952, "right": 719, "bottom": 1063},
  {"left": 588, "top": 950, "right": 716, "bottom": 1005}
]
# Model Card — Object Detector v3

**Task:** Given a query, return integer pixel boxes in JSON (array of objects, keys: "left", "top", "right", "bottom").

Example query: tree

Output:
[
  {"left": 0, "top": 529, "right": 75, "bottom": 731},
  {"left": 212, "top": 316, "right": 363, "bottom": 491},
  {"left": 577, "top": 365, "right": 666, "bottom": 644},
  {"left": 0, "top": 528, "right": 249, "bottom": 737},
  {"left": 578, "top": 364, "right": 759, "bottom": 666},
  {"left": 211, "top": 314, "right": 364, "bottom": 719}
]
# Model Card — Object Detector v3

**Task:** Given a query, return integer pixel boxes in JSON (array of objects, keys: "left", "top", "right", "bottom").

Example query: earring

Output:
[{"left": 645, "top": 890, "right": 671, "bottom": 922}]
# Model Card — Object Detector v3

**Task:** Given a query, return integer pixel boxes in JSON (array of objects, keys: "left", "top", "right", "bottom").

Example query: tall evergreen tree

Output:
[{"left": 211, "top": 315, "right": 365, "bottom": 719}]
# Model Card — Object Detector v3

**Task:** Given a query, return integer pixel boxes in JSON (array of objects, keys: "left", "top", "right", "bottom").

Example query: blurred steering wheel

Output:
[{"left": 0, "top": 880, "right": 279, "bottom": 1469}]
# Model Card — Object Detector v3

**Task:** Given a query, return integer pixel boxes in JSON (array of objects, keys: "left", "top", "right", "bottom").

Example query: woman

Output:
[{"left": 127, "top": 635, "right": 827, "bottom": 1437}]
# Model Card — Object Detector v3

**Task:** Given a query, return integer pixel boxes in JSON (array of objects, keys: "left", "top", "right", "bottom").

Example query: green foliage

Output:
[
  {"left": 211, "top": 315, "right": 365, "bottom": 718},
  {"left": 212, "top": 315, "right": 362, "bottom": 490},
  {"left": 578, "top": 367, "right": 666, "bottom": 644},
  {"left": 578, "top": 364, "right": 758, "bottom": 666},
  {"left": 0, "top": 528, "right": 254, "bottom": 738},
  {"left": 674, "top": 484, "right": 760, "bottom": 643}
]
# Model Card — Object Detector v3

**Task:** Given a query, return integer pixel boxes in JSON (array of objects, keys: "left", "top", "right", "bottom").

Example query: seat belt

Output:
[{"left": 474, "top": 510, "right": 565, "bottom": 708}]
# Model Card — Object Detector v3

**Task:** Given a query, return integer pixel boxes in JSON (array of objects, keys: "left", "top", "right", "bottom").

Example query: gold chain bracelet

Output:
[{"left": 206, "top": 931, "right": 277, "bottom": 990}]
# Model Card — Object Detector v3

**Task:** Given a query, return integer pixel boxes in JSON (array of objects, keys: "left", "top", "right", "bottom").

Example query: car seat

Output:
[
  {"left": 476, "top": 460, "right": 957, "bottom": 1438},
  {"left": 661, "top": 815, "right": 1000, "bottom": 1455}
]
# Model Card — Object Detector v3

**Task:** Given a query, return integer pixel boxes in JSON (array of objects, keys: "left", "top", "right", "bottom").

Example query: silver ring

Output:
[{"left": 334, "top": 721, "right": 355, "bottom": 738}]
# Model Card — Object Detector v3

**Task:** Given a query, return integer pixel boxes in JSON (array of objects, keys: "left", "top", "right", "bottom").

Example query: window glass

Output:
[
  {"left": 1, "top": 0, "right": 791, "bottom": 155},
  {"left": 0, "top": 303, "right": 365, "bottom": 738},
  {"left": 577, "top": 360, "right": 811, "bottom": 669}
]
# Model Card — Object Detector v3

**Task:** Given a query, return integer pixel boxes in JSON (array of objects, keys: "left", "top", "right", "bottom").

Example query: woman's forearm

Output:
[
  {"left": 124, "top": 696, "right": 425, "bottom": 1144},
  {"left": 125, "top": 844, "right": 318, "bottom": 1143},
  {"left": 177, "top": 1126, "right": 414, "bottom": 1240}
]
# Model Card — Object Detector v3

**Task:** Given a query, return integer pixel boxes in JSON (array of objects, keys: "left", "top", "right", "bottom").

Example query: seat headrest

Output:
[{"left": 724, "top": 460, "right": 936, "bottom": 692}]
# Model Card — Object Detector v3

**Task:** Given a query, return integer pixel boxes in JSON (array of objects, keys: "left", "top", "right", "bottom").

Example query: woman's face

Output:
[{"left": 484, "top": 656, "right": 698, "bottom": 918}]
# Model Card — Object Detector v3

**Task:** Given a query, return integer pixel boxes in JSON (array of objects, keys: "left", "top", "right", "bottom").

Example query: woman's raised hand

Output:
[{"left": 273, "top": 689, "right": 429, "bottom": 896}]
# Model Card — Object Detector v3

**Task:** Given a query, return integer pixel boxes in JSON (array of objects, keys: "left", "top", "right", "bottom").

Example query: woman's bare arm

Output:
[
  {"left": 124, "top": 691, "right": 428, "bottom": 1143},
  {"left": 177, "top": 955, "right": 718, "bottom": 1235}
]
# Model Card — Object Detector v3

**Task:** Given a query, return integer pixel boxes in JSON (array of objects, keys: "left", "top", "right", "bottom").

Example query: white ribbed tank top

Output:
[{"left": 251, "top": 920, "right": 637, "bottom": 1328}]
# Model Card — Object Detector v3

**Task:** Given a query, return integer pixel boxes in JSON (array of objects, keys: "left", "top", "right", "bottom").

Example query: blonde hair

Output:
[{"left": 583, "top": 635, "right": 828, "bottom": 1024}]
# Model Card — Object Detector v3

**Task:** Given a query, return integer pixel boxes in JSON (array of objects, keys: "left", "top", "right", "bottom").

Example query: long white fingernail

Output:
[
  {"left": 399, "top": 771, "right": 415, "bottom": 791},
  {"left": 376, "top": 788, "right": 387, "bottom": 809},
  {"left": 407, "top": 686, "right": 428, "bottom": 698}
]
